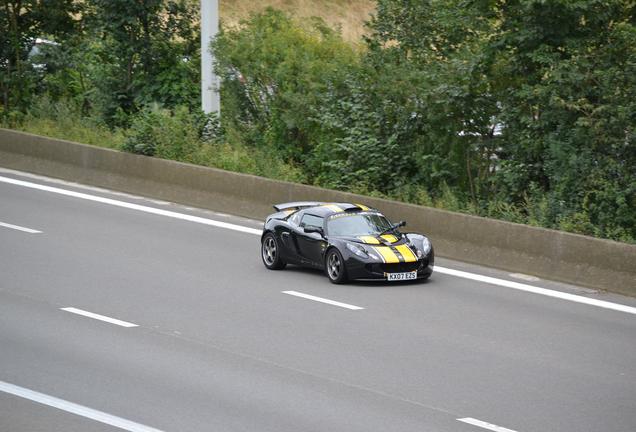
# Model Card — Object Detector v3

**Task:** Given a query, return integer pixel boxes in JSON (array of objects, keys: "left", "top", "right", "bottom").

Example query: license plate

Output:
[{"left": 387, "top": 271, "right": 417, "bottom": 281}]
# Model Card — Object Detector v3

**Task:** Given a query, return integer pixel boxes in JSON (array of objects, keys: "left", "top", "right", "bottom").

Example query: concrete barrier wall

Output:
[{"left": 2, "top": 128, "right": 635, "bottom": 295}]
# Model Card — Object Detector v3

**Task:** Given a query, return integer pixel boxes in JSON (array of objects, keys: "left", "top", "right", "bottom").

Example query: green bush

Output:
[
  {"left": 122, "top": 104, "right": 306, "bottom": 182},
  {"left": 212, "top": 8, "right": 359, "bottom": 162},
  {"left": 123, "top": 106, "right": 215, "bottom": 160}
]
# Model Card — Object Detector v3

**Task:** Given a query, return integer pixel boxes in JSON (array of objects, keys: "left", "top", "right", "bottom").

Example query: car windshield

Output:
[{"left": 327, "top": 213, "right": 393, "bottom": 236}]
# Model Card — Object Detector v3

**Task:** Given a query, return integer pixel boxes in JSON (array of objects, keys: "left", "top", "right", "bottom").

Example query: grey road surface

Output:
[{"left": 1, "top": 169, "right": 635, "bottom": 432}]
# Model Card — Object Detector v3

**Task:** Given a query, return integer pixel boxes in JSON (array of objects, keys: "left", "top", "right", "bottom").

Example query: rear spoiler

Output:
[{"left": 273, "top": 201, "right": 324, "bottom": 212}]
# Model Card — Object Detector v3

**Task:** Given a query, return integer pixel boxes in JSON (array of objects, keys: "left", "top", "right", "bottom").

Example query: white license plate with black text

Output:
[{"left": 387, "top": 271, "right": 417, "bottom": 281}]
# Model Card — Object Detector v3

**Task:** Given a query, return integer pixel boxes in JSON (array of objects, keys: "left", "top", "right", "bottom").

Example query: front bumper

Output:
[{"left": 345, "top": 250, "right": 434, "bottom": 281}]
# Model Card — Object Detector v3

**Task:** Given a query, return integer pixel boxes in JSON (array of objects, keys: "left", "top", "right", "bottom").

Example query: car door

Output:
[
  {"left": 278, "top": 210, "right": 303, "bottom": 261},
  {"left": 294, "top": 213, "right": 327, "bottom": 266}
]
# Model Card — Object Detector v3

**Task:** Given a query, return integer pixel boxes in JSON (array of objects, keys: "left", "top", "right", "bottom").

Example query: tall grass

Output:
[
  {"left": 4, "top": 96, "right": 125, "bottom": 149},
  {"left": 4, "top": 98, "right": 306, "bottom": 183}
]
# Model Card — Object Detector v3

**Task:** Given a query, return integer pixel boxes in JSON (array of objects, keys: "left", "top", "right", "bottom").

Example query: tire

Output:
[
  {"left": 325, "top": 248, "right": 348, "bottom": 284},
  {"left": 419, "top": 272, "right": 432, "bottom": 282},
  {"left": 261, "top": 233, "right": 286, "bottom": 270}
]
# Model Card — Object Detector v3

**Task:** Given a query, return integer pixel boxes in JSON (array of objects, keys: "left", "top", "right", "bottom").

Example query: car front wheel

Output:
[{"left": 325, "top": 248, "right": 348, "bottom": 284}]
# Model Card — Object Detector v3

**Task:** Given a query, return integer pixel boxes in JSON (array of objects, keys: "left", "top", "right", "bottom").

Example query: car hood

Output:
[{"left": 335, "top": 234, "right": 406, "bottom": 246}]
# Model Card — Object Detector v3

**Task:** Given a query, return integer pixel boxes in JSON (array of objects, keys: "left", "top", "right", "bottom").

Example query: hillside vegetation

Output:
[
  {"left": 219, "top": 0, "right": 374, "bottom": 42},
  {"left": 1, "top": 0, "right": 634, "bottom": 243}
]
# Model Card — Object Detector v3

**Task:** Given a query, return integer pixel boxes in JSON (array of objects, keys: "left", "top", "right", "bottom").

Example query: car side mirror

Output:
[
  {"left": 398, "top": 220, "right": 406, "bottom": 227},
  {"left": 304, "top": 226, "right": 324, "bottom": 236}
]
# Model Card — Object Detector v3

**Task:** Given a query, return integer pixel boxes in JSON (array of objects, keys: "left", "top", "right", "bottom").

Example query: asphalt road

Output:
[{"left": 1, "top": 168, "right": 635, "bottom": 432}]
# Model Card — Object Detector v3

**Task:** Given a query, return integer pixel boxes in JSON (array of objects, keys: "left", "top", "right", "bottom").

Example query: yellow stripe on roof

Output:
[
  {"left": 358, "top": 236, "right": 380, "bottom": 245},
  {"left": 372, "top": 246, "right": 400, "bottom": 263},
  {"left": 355, "top": 203, "right": 370, "bottom": 211},
  {"left": 394, "top": 244, "right": 417, "bottom": 262},
  {"left": 380, "top": 234, "right": 398, "bottom": 243},
  {"left": 322, "top": 204, "right": 343, "bottom": 212}
]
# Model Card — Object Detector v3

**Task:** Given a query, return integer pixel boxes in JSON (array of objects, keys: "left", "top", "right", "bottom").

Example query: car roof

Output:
[{"left": 274, "top": 202, "right": 376, "bottom": 217}]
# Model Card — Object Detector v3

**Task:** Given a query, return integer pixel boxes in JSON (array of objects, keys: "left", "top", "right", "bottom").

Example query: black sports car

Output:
[{"left": 260, "top": 202, "right": 434, "bottom": 284}]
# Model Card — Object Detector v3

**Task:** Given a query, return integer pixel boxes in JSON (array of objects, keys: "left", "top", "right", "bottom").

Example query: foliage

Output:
[
  {"left": 36, "top": 36, "right": 101, "bottom": 115},
  {"left": 309, "top": 68, "right": 424, "bottom": 192},
  {"left": 123, "top": 105, "right": 207, "bottom": 159},
  {"left": 4, "top": 95, "right": 125, "bottom": 149},
  {"left": 212, "top": 8, "right": 359, "bottom": 162},
  {"left": 85, "top": 0, "right": 200, "bottom": 125},
  {"left": 485, "top": 0, "right": 636, "bottom": 242},
  {"left": 368, "top": 0, "right": 635, "bottom": 242},
  {"left": 122, "top": 105, "right": 306, "bottom": 181},
  {"left": 3, "top": 1, "right": 634, "bottom": 243},
  {"left": 0, "top": 0, "right": 81, "bottom": 113}
]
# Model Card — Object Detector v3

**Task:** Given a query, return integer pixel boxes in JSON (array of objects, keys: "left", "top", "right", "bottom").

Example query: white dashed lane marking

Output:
[
  {"left": 282, "top": 291, "right": 364, "bottom": 310},
  {"left": 0, "top": 221, "right": 41, "bottom": 234},
  {"left": 61, "top": 307, "right": 138, "bottom": 328},
  {"left": 458, "top": 417, "right": 519, "bottom": 432}
]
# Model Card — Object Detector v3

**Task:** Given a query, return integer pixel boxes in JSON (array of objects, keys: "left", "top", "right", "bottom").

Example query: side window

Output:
[
  {"left": 289, "top": 211, "right": 302, "bottom": 226},
  {"left": 300, "top": 214, "right": 323, "bottom": 229}
]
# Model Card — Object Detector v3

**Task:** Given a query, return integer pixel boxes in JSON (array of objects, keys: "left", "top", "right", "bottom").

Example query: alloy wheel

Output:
[
  {"left": 262, "top": 236, "right": 277, "bottom": 266},
  {"left": 327, "top": 252, "right": 341, "bottom": 280}
]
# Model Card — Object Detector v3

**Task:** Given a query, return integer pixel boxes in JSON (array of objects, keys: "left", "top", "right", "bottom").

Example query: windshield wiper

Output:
[{"left": 378, "top": 220, "right": 405, "bottom": 236}]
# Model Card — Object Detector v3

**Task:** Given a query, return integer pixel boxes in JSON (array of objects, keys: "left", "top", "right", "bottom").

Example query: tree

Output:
[
  {"left": 489, "top": 0, "right": 636, "bottom": 240},
  {"left": 212, "top": 9, "right": 358, "bottom": 163},
  {"left": 367, "top": 0, "right": 635, "bottom": 241},
  {"left": 0, "top": 0, "right": 80, "bottom": 113},
  {"left": 367, "top": 0, "right": 500, "bottom": 199},
  {"left": 88, "top": 0, "right": 200, "bottom": 125}
]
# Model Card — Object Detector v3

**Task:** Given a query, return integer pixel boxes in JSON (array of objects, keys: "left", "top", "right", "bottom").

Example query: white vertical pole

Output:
[{"left": 201, "top": 0, "right": 220, "bottom": 115}]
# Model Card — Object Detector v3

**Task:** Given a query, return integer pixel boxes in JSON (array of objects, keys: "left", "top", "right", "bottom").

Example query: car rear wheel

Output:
[
  {"left": 325, "top": 248, "right": 347, "bottom": 284},
  {"left": 261, "top": 233, "right": 286, "bottom": 270}
]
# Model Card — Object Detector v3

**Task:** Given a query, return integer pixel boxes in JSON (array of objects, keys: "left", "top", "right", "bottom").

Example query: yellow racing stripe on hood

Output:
[
  {"left": 358, "top": 236, "right": 380, "bottom": 245},
  {"left": 394, "top": 244, "right": 417, "bottom": 262},
  {"left": 380, "top": 234, "right": 398, "bottom": 243},
  {"left": 372, "top": 246, "right": 400, "bottom": 263}
]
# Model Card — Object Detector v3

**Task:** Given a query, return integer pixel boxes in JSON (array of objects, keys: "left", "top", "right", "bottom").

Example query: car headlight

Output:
[
  {"left": 410, "top": 237, "right": 431, "bottom": 258},
  {"left": 346, "top": 242, "right": 369, "bottom": 259},
  {"left": 420, "top": 237, "right": 432, "bottom": 255}
]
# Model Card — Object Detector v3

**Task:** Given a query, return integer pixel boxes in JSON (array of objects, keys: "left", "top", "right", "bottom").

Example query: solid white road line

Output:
[
  {"left": 435, "top": 266, "right": 636, "bottom": 315},
  {"left": 0, "top": 175, "right": 262, "bottom": 236},
  {"left": 3, "top": 174, "right": 635, "bottom": 315},
  {"left": 282, "top": 291, "right": 364, "bottom": 310},
  {"left": 61, "top": 307, "right": 138, "bottom": 328},
  {"left": 0, "top": 221, "right": 41, "bottom": 234},
  {"left": 457, "top": 417, "right": 518, "bottom": 432},
  {"left": 0, "top": 380, "right": 164, "bottom": 432}
]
